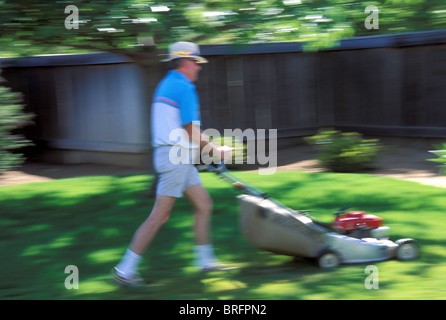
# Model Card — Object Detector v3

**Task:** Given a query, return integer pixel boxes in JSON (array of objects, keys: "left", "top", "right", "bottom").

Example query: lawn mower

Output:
[{"left": 199, "top": 163, "right": 420, "bottom": 269}]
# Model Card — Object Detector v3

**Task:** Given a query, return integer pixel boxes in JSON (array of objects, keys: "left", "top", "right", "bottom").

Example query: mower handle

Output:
[
  {"left": 197, "top": 161, "right": 270, "bottom": 199},
  {"left": 196, "top": 161, "right": 227, "bottom": 174}
]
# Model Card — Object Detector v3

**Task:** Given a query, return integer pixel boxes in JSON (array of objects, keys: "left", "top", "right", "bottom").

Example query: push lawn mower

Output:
[{"left": 199, "top": 163, "right": 420, "bottom": 269}]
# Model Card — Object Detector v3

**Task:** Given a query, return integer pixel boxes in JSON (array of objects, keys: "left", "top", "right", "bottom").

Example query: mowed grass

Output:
[{"left": 0, "top": 170, "right": 445, "bottom": 300}]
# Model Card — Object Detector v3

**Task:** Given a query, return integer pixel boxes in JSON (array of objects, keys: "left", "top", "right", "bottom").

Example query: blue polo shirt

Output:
[{"left": 151, "top": 70, "right": 201, "bottom": 148}]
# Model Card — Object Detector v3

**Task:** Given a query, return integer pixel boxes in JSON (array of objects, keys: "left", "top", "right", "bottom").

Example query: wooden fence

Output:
[
  {"left": 198, "top": 30, "right": 446, "bottom": 139},
  {"left": 1, "top": 53, "right": 151, "bottom": 167}
]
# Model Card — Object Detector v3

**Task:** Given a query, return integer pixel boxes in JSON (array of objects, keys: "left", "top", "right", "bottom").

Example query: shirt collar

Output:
[{"left": 169, "top": 70, "right": 194, "bottom": 85}]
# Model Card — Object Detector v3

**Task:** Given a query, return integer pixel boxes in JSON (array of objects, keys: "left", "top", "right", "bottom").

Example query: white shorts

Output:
[{"left": 153, "top": 146, "right": 202, "bottom": 198}]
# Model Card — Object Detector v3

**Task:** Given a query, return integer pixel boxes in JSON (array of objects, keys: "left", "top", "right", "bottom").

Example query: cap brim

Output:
[
  {"left": 191, "top": 56, "right": 208, "bottom": 64},
  {"left": 160, "top": 55, "right": 208, "bottom": 64}
]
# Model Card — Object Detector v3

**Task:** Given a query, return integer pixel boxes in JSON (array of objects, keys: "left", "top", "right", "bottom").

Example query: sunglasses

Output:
[{"left": 185, "top": 58, "right": 200, "bottom": 64}]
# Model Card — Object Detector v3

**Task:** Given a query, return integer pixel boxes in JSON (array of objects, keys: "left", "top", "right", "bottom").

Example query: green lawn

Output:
[{"left": 0, "top": 170, "right": 445, "bottom": 300}]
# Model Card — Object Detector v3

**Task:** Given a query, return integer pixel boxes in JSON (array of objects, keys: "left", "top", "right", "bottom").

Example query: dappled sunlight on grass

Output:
[
  {"left": 201, "top": 277, "right": 247, "bottom": 293},
  {"left": 87, "top": 248, "right": 124, "bottom": 264},
  {"left": 1, "top": 171, "right": 445, "bottom": 299}
]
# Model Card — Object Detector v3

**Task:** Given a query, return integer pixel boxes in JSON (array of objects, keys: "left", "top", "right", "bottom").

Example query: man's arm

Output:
[{"left": 184, "top": 122, "right": 231, "bottom": 161}]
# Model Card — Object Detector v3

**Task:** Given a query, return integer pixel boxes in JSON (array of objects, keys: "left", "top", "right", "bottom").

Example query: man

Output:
[{"left": 112, "top": 42, "right": 233, "bottom": 286}]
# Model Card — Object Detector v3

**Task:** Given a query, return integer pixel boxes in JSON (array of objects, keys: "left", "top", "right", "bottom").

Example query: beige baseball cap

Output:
[{"left": 161, "top": 41, "right": 208, "bottom": 64}]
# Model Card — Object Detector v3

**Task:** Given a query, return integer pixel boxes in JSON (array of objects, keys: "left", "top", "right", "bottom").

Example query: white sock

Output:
[
  {"left": 194, "top": 244, "right": 218, "bottom": 269},
  {"left": 115, "top": 249, "right": 143, "bottom": 279}
]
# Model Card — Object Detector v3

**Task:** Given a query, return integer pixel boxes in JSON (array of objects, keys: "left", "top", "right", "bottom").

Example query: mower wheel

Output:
[
  {"left": 395, "top": 239, "right": 419, "bottom": 261},
  {"left": 317, "top": 250, "right": 341, "bottom": 270}
]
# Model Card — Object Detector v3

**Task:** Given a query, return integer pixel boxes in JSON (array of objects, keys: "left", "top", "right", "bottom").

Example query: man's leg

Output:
[
  {"left": 184, "top": 184, "right": 221, "bottom": 269},
  {"left": 129, "top": 194, "right": 177, "bottom": 255},
  {"left": 114, "top": 194, "right": 176, "bottom": 279},
  {"left": 184, "top": 183, "right": 239, "bottom": 271},
  {"left": 184, "top": 184, "right": 213, "bottom": 245}
]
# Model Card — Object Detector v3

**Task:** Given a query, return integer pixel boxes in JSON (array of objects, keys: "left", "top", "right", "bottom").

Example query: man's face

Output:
[{"left": 180, "top": 58, "right": 202, "bottom": 82}]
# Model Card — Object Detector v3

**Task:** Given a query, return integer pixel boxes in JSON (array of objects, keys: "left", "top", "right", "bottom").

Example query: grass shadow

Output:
[{"left": 1, "top": 171, "right": 446, "bottom": 299}]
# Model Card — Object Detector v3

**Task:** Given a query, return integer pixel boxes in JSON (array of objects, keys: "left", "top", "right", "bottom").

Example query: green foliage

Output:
[
  {"left": 427, "top": 143, "right": 446, "bottom": 174},
  {"left": 305, "top": 129, "right": 383, "bottom": 172},
  {"left": 0, "top": 74, "right": 33, "bottom": 172},
  {"left": 2, "top": 0, "right": 446, "bottom": 57}
]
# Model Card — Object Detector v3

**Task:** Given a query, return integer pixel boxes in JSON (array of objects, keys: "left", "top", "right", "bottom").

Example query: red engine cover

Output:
[{"left": 332, "top": 211, "right": 383, "bottom": 231}]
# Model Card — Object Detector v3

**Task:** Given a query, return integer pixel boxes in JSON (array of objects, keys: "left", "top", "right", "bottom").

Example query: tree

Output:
[
  {"left": 2, "top": 1, "right": 443, "bottom": 95},
  {"left": 0, "top": 73, "right": 33, "bottom": 172},
  {"left": 0, "top": 1, "right": 348, "bottom": 56},
  {"left": 0, "top": 1, "right": 359, "bottom": 90},
  {"left": 1, "top": 1, "right": 446, "bottom": 58}
]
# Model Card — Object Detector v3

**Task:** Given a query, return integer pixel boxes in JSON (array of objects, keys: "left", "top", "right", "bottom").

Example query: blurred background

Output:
[{"left": 1, "top": 0, "right": 446, "bottom": 170}]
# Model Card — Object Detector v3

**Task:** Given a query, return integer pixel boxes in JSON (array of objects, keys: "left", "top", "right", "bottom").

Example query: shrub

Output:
[
  {"left": 304, "top": 129, "right": 383, "bottom": 172},
  {"left": 427, "top": 143, "right": 446, "bottom": 175},
  {"left": 0, "top": 73, "right": 33, "bottom": 172}
]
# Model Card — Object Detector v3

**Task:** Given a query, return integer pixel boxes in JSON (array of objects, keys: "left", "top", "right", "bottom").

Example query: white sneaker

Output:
[{"left": 110, "top": 267, "right": 147, "bottom": 287}]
